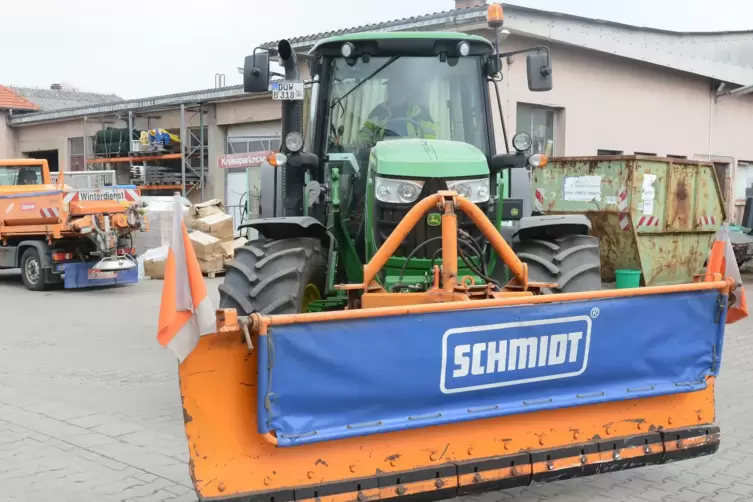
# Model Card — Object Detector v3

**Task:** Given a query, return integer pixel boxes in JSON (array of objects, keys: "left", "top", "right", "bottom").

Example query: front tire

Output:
[
  {"left": 20, "top": 248, "right": 50, "bottom": 292},
  {"left": 513, "top": 234, "right": 602, "bottom": 293},
  {"left": 218, "top": 237, "right": 327, "bottom": 316}
]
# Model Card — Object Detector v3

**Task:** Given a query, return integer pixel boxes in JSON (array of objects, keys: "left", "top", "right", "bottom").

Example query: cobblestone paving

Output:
[{"left": 1, "top": 270, "right": 751, "bottom": 501}]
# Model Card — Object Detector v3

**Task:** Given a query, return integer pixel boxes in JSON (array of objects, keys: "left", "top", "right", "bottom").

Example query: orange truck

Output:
[{"left": 0, "top": 159, "right": 146, "bottom": 290}]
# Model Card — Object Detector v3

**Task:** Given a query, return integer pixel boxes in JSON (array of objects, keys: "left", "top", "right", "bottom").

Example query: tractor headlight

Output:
[
  {"left": 447, "top": 178, "right": 490, "bottom": 203},
  {"left": 512, "top": 132, "right": 533, "bottom": 153},
  {"left": 284, "top": 132, "right": 304, "bottom": 153},
  {"left": 341, "top": 42, "right": 355, "bottom": 58},
  {"left": 375, "top": 176, "right": 425, "bottom": 204}
]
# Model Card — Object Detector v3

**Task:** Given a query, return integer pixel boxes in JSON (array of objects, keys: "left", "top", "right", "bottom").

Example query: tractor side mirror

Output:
[
  {"left": 526, "top": 52, "right": 552, "bottom": 92},
  {"left": 244, "top": 50, "right": 270, "bottom": 93},
  {"left": 490, "top": 153, "right": 528, "bottom": 173}
]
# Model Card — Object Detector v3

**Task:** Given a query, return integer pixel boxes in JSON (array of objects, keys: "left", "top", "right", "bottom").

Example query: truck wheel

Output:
[
  {"left": 513, "top": 234, "right": 602, "bottom": 293},
  {"left": 218, "top": 237, "right": 327, "bottom": 316},
  {"left": 20, "top": 248, "right": 49, "bottom": 292}
]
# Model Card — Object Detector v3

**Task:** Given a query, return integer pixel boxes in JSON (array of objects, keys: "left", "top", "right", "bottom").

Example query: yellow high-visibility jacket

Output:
[{"left": 358, "top": 102, "right": 437, "bottom": 145}]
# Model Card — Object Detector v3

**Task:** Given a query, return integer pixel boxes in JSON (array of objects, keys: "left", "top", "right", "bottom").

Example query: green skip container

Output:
[
  {"left": 615, "top": 269, "right": 642, "bottom": 289},
  {"left": 530, "top": 155, "right": 726, "bottom": 287}
]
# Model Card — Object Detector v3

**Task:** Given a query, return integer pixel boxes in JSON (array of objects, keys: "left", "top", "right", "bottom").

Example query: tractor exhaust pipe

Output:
[{"left": 278, "top": 39, "right": 303, "bottom": 153}]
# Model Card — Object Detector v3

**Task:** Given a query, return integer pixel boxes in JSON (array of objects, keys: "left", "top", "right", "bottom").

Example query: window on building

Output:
[
  {"left": 667, "top": 154, "right": 688, "bottom": 159},
  {"left": 227, "top": 136, "right": 281, "bottom": 155},
  {"left": 634, "top": 152, "right": 657, "bottom": 156},
  {"left": 68, "top": 137, "right": 89, "bottom": 172},
  {"left": 516, "top": 103, "right": 556, "bottom": 155},
  {"left": 597, "top": 149, "right": 623, "bottom": 156},
  {"left": 735, "top": 161, "right": 753, "bottom": 202}
]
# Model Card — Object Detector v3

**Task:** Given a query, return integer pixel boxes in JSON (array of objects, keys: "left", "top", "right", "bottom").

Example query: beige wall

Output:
[
  {"left": 12, "top": 119, "right": 88, "bottom": 169},
  {"left": 217, "top": 97, "right": 280, "bottom": 126},
  {"left": 482, "top": 32, "right": 753, "bottom": 219}
]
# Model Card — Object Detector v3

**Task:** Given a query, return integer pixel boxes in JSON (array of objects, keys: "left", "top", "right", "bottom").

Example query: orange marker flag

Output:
[
  {"left": 707, "top": 223, "right": 748, "bottom": 324},
  {"left": 157, "top": 194, "right": 215, "bottom": 361}
]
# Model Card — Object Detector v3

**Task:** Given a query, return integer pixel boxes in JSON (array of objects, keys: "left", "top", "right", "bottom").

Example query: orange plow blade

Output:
[{"left": 179, "top": 279, "right": 729, "bottom": 501}]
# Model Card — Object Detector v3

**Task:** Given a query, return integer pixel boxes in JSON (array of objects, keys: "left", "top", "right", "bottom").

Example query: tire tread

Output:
[
  {"left": 219, "top": 237, "right": 326, "bottom": 316},
  {"left": 513, "top": 234, "right": 601, "bottom": 293}
]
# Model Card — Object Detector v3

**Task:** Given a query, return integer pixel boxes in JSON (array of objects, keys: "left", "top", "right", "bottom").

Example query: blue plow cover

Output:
[{"left": 258, "top": 290, "right": 726, "bottom": 446}]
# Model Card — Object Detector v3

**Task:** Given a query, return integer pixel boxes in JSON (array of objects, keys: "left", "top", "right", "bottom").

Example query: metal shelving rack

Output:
[{"left": 81, "top": 104, "right": 207, "bottom": 199}]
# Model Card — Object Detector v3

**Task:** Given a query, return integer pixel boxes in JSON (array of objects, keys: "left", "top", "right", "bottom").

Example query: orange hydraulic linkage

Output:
[{"left": 343, "top": 191, "right": 532, "bottom": 300}]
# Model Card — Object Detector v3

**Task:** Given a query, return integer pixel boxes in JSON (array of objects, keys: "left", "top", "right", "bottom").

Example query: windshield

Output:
[
  {"left": 326, "top": 56, "right": 489, "bottom": 159},
  {"left": 0, "top": 166, "right": 43, "bottom": 187}
]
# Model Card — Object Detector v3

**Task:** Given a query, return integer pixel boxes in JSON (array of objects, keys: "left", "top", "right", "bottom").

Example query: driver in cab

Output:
[{"left": 358, "top": 71, "right": 437, "bottom": 147}]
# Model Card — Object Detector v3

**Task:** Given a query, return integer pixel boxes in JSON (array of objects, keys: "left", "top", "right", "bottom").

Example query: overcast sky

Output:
[{"left": 2, "top": 0, "right": 750, "bottom": 99}]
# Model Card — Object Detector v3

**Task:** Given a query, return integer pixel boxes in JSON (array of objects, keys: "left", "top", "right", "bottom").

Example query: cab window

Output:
[{"left": 0, "top": 166, "right": 43, "bottom": 186}]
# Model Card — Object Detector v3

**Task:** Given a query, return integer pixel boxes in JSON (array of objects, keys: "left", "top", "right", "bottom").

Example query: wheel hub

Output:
[
  {"left": 25, "top": 258, "right": 40, "bottom": 284},
  {"left": 302, "top": 283, "right": 322, "bottom": 312}
]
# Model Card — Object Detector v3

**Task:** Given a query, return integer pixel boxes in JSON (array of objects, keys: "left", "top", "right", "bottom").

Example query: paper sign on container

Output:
[{"left": 564, "top": 176, "right": 602, "bottom": 202}]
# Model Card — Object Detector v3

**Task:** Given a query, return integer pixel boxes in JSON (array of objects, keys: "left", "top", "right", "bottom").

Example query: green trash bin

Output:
[{"left": 615, "top": 269, "right": 642, "bottom": 289}]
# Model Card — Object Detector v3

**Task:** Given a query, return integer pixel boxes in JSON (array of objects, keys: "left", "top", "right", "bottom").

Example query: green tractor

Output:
[{"left": 220, "top": 16, "right": 602, "bottom": 315}]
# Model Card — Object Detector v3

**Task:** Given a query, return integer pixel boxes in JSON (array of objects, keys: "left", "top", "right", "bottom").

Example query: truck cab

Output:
[{"left": 0, "top": 159, "right": 145, "bottom": 291}]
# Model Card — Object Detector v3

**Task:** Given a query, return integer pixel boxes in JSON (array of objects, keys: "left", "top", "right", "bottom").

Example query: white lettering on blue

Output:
[
  {"left": 440, "top": 315, "right": 592, "bottom": 394},
  {"left": 454, "top": 333, "right": 582, "bottom": 376}
]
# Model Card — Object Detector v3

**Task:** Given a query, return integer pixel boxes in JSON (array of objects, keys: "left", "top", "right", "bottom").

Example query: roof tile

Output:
[
  {"left": 10, "top": 86, "right": 123, "bottom": 112},
  {"left": 0, "top": 85, "right": 40, "bottom": 111},
  {"left": 260, "top": 4, "right": 487, "bottom": 49}
]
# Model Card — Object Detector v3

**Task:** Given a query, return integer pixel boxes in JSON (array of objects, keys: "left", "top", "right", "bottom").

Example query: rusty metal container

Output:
[{"left": 531, "top": 155, "right": 726, "bottom": 286}]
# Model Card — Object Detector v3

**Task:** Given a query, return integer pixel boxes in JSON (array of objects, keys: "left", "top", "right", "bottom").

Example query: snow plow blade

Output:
[{"left": 179, "top": 280, "right": 728, "bottom": 502}]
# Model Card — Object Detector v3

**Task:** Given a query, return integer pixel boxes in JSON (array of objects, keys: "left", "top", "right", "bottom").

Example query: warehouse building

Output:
[{"left": 1, "top": 1, "right": 752, "bottom": 225}]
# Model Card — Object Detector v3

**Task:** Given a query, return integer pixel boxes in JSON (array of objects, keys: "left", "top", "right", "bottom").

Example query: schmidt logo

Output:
[{"left": 440, "top": 315, "right": 593, "bottom": 394}]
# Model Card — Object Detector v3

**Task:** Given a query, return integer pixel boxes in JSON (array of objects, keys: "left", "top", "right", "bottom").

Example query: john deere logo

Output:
[
  {"left": 427, "top": 213, "right": 441, "bottom": 226},
  {"left": 511, "top": 208, "right": 519, "bottom": 216}
]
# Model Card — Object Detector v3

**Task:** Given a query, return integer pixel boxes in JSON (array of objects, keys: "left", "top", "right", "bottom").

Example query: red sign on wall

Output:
[{"left": 217, "top": 151, "right": 274, "bottom": 169}]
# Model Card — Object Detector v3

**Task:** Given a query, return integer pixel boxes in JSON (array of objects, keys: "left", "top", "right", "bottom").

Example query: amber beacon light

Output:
[{"left": 487, "top": 3, "right": 504, "bottom": 28}]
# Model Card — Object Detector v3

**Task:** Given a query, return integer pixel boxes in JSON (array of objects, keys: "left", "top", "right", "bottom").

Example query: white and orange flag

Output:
[
  {"left": 157, "top": 194, "right": 215, "bottom": 362},
  {"left": 707, "top": 223, "right": 748, "bottom": 324}
]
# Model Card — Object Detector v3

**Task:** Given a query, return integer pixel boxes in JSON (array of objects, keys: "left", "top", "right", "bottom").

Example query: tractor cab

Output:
[
  {"left": 229, "top": 2, "right": 598, "bottom": 316},
  {"left": 240, "top": 10, "right": 564, "bottom": 293}
]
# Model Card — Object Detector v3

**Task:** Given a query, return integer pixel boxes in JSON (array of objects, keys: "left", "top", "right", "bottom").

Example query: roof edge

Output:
[
  {"left": 259, "top": 2, "right": 753, "bottom": 51},
  {"left": 7, "top": 85, "right": 272, "bottom": 126}
]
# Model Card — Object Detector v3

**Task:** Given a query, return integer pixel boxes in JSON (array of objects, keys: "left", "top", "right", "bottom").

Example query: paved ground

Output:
[{"left": 1, "top": 270, "right": 752, "bottom": 502}]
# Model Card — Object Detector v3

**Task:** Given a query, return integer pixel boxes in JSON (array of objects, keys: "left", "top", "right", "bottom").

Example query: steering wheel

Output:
[
  {"left": 356, "top": 117, "right": 429, "bottom": 160},
  {"left": 383, "top": 116, "right": 427, "bottom": 139}
]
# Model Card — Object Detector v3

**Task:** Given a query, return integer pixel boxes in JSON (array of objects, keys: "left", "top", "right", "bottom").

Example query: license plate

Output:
[
  {"left": 272, "top": 80, "right": 304, "bottom": 101},
  {"left": 88, "top": 270, "right": 116, "bottom": 280}
]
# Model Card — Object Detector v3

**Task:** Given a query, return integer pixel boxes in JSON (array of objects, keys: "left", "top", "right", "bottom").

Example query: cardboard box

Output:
[
  {"left": 191, "top": 199, "right": 225, "bottom": 220},
  {"left": 190, "top": 231, "right": 222, "bottom": 261},
  {"left": 198, "top": 255, "right": 224, "bottom": 274},
  {"left": 194, "top": 212, "right": 234, "bottom": 242},
  {"left": 220, "top": 237, "right": 248, "bottom": 259},
  {"left": 144, "top": 259, "right": 166, "bottom": 279}
]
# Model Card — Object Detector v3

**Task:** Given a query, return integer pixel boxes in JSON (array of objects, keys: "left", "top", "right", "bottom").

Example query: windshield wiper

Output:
[{"left": 330, "top": 55, "right": 400, "bottom": 109}]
